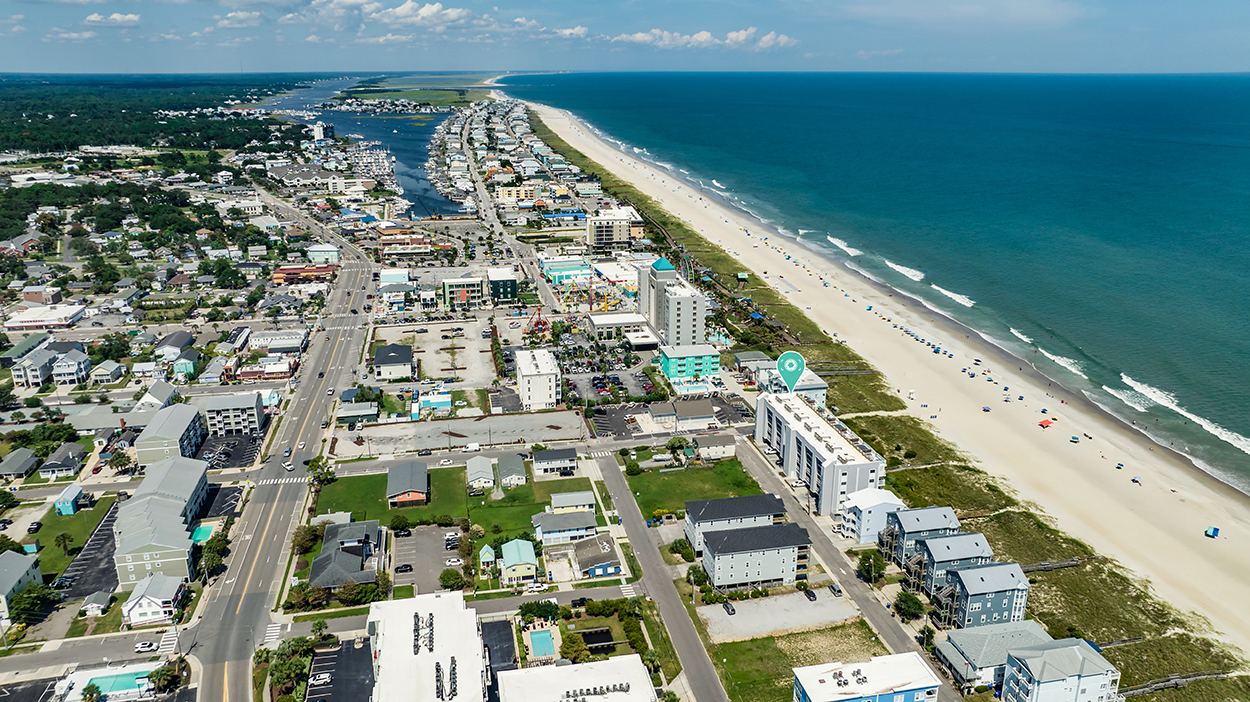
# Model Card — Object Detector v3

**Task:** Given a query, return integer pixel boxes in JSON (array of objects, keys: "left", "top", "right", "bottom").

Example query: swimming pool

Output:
[
  {"left": 191, "top": 525, "right": 214, "bottom": 544},
  {"left": 89, "top": 671, "right": 151, "bottom": 695},
  {"left": 530, "top": 630, "right": 556, "bottom": 657}
]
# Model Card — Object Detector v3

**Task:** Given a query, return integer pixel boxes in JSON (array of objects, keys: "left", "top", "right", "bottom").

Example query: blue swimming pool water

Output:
[
  {"left": 531, "top": 630, "right": 555, "bottom": 657},
  {"left": 89, "top": 672, "right": 148, "bottom": 694},
  {"left": 191, "top": 525, "right": 214, "bottom": 544}
]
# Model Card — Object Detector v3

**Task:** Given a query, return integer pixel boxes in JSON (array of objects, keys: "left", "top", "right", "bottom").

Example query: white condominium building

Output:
[
  {"left": 515, "top": 349, "right": 560, "bottom": 411},
  {"left": 637, "top": 258, "right": 707, "bottom": 348}
]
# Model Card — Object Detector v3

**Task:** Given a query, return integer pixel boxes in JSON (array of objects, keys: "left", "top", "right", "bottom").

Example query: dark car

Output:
[
  {"left": 350, "top": 309, "right": 358, "bottom": 314},
  {"left": 722, "top": 602, "right": 735, "bottom": 616},
  {"left": 444, "top": 542, "right": 458, "bottom": 551},
  {"left": 415, "top": 328, "right": 428, "bottom": 333},
  {"left": 27, "top": 521, "right": 42, "bottom": 534},
  {"left": 0, "top": 519, "right": 12, "bottom": 526},
  {"left": 52, "top": 576, "right": 74, "bottom": 590},
  {"left": 318, "top": 372, "right": 324, "bottom": 378},
  {"left": 395, "top": 564, "right": 413, "bottom": 573},
  {"left": 804, "top": 588, "right": 817, "bottom": 602},
  {"left": 570, "top": 597, "right": 593, "bottom": 608},
  {"left": 417, "top": 448, "right": 433, "bottom": 456},
  {"left": 393, "top": 529, "right": 412, "bottom": 538}
]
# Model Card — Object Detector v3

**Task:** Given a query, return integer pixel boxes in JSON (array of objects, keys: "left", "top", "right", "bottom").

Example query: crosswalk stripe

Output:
[
  {"left": 157, "top": 630, "right": 179, "bottom": 654},
  {"left": 263, "top": 623, "right": 283, "bottom": 644},
  {"left": 620, "top": 583, "right": 636, "bottom": 597},
  {"left": 256, "top": 476, "right": 309, "bottom": 485}
]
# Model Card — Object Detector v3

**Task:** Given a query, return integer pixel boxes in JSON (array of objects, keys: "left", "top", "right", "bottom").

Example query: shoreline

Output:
[{"left": 520, "top": 98, "right": 1250, "bottom": 655}]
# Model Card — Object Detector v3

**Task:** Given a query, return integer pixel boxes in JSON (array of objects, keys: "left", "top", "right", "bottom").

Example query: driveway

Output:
[
  {"left": 61, "top": 502, "right": 119, "bottom": 599},
  {"left": 700, "top": 590, "right": 860, "bottom": 643},
  {"left": 390, "top": 526, "right": 449, "bottom": 594}
]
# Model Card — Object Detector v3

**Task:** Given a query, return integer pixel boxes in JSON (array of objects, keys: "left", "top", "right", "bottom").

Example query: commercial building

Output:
[
  {"left": 379, "top": 268, "right": 411, "bottom": 285},
  {"left": 838, "top": 487, "right": 905, "bottom": 544},
  {"left": 366, "top": 593, "right": 488, "bottom": 702},
  {"left": 702, "top": 522, "right": 811, "bottom": 590},
  {"left": 307, "top": 243, "right": 340, "bottom": 264},
  {"left": 695, "top": 433, "right": 737, "bottom": 461},
  {"left": 532, "top": 447, "right": 577, "bottom": 474},
  {"left": 515, "top": 349, "right": 560, "bottom": 411},
  {"left": 637, "top": 258, "right": 707, "bottom": 347},
  {"left": 374, "top": 343, "right": 416, "bottom": 380},
  {"left": 387, "top": 461, "right": 429, "bottom": 507},
  {"left": 932, "top": 562, "right": 1030, "bottom": 629},
  {"left": 532, "top": 510, "right": 596, "bottom": 546},
  {"left": 538, "top": 255, "right": 593, "bottom": 285},
  {"left": 2, "top": 304, "right": 86, "bottom": 331},
  {"left": 935, "top": 620, "right": 1054, "bottom": 692},
  {"left": 339, "top": 401, "right": 379, "bottom": 425},
  {"left": 585, "top": 207, "right": 643, "bottom": 251},
  {"left": 1002, "top": 639, "right": 1123, "bottom": 702},
  {"left": 587, "top": 312, "right": 649, "bottom": 340},
  {"left": 754, "top": 393, "right": 886, "bottom": 517},
  {"left": 247, "top": 329, "right": 307, "bottom": 355},
  {"left": 909, "top": 533, "right": 994, "bottom": 595},
  {"left": 498, "top": 654, "right": 656, "bottom": 702},
  {"left": 684, "top": 494, "right": 786, "bottom": 556},
  {"left": 0, "top": 551, "right": 42, "bottom": 624},
  {"left": 792, "top": 652, "right": 941, "bottom": 702},
  {"left": 878, "top": 506, "right": 961, "bottom": 566},
  {"left": 487, "top": 268, "right": 518, "bottom": 303},
  {"left": 113, "top": 457, "right": 209, "bottom": 589},
  {"left": 121, "top": 573, "right": 186, "bottom": 627},
  {"left": 658, "top": 344, "right": 720, "bottom": 381},
  {"left": 134, "top": 404, "right": 208, "bottom": 468},
  {"left": 272, "top": 264, "right": 336, "bottom": 284},
  {"left": 442, "top": 277, "right": 488, "bottom": 310},
  {"left": 203, "top": 392, "right": 267, "bottom": 436}
]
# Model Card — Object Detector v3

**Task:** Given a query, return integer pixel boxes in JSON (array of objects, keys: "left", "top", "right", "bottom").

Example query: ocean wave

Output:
[
  {"left": 1102, "top": 384, "right": 1153, "bottom": 412},
  {"left": 1039, "top": 348, "right": 1088, "bottom": 379},
  {"left": 826, "top": 236, "right": 862, "bottom": 257},
  {"left": 1121, "top": 374, "right": 1250, "bottom": 457},
  {"left": 798, "top": 229, "right": 817, "bottom": 235},
  {"left": 712, "top": 179, "right": 725, "bottom": 189},
  {"left": 882, "top": 258, "right": 925, "bottom": 281},
  {"left": 1009, "top": 328, "right": 1034, "bottom": 344},
  {"left": 844, "top": 261, "right": 884, "bottom": 284},
  {"left": 930, "top": 284, "right": 976, "bottom": 307}
]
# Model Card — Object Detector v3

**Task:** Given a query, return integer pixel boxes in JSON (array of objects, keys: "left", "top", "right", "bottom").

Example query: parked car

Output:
[
  {"left": 26, "top": 521, "right": 41, "bottom": 534},
  {"left": 437, "top": 459, "right": 452, "bottom": 466},
  {"left": 393, "top": 529, "right": 411, "bottom": 538},
  {"left": 395, "top": 564, "right": 413, "bottom": 573},
  {"left": 444, "top": 542, "right": 458, "bottom": 551},
  {"left": 417, "top": 448, "right": 432, "bottom": 456},
  {"left": 829, "top": 583, "right": 843, "bottom": 597},
  {"left": 309, "top": 673, "right": 333, "bottom": 686},
  {"left": 804, "top": 588, "right": 818, "bottom": 602},
  {"left": 445, "top": 558, "right": 464, "bottom": 567},
  {"left": 444, "top": 531, "right": 460, "bottom": 540},
  {"left": 722, "top": 602, "right": 736, "bottom": 616},
  {"left": 571, "top": 597, "right": 593, "bottom": 608}
]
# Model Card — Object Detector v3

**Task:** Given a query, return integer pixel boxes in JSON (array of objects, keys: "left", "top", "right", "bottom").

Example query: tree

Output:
[
  {"left": 148, "top": 664, "right": 178, "bottom": 692},
  {"left": 643, "top": 649, "right": 661, "bottom": 672},
  {"left": 894, "top": 591, "right": 926, "bottom": 623},
  {"left": 389, "top": 515, "right": 411, "bottom": 531},
  {"left": 439, "top": 568, "right": 467, "bottom": 590},
  {"left": 559, "top": 632, "right": 591, "bottom": 663},
  {"left": 662, "top": 691, "right": 680, "bottom": 702},
  {"left": 81, "top": 683, "right": 102, "bottom": 702},
  {"left": 108, "top": 451, "right": 133, "bottom": 473},
  {"left": 665, "top": 437, "right": 690, "bottom": 455},
  {"left": 857, "top": 549, "right": 886, "bottom": 585},
  {"left": 310, "top": 619, "right": 328, "bottom": 640},
  {"left": 374, "top": 570, "right": 391, "bottom": 596},
  {"left": 23, "top": 397, "right": 42, "bottom": 408},
  {"left": 9, "top": 584, "right": 55, "bottom": 624},
  {"left": 0, "top": 536, "right": 21, "bottom": 557},
  {"left": 336, "top": 579, "right": 364, "bottom": 606},
  {"left": 269, "top": 655, "right": 306, "bottom": 690},
  {"left": 919, "top": 625, "right": 935, "bottom": 650},
  {"left": 291, "top": 524, "right": 323, "bottom": 554},
  {"left": 53, "top": 532, "right": 74, "bottom": 556}
]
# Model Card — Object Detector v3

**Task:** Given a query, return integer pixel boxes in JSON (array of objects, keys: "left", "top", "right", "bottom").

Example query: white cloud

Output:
[
  {"left": 552, "top": 25, "right": 586, "bottom": 38},
  {"left": 724, "top": 27, "right": 756, "bottom": 46},
  {"left": 756, "top": 31, "right": 798, "bottom": 49},
  {"left": 842, "top": 0, "right": 1083, "bottom": 25},
  {"left": 216, "top": 35, "right": 253, "bottom": 45},
  {"left": 512, "top": 16, "right": 539, "bottom": 30},
  {"left": 367, "top": 2, "right": 471, "bottom": 28},
  {"left": 855, "top": 47, "right": 904, "bottom": 58},
  {"left": 84, "top": 12, "right": 140, "bottom": 26},
  {"left": 355, "top": 31, "right": 412, "bottom": 42},
  {"left": 0, "top": 14, "right": 24, "bottom": 23},
  {"left": 11, "top": 25, "right": 26, "bottom": 32},
  {"left": 24, "top": 0, "right": 106, "bottom": 5},
  {"left": 217, "top": 10, "right": 262, "bottom": 27},
  {"left": 45, "top": 29, "right": 97, "bottom": 40},
  {"left": 150, "top": 31, "right": 180, "bottom": 40}
]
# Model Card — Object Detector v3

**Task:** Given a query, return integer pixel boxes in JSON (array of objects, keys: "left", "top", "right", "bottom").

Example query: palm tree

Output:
[
  {"left": 310, "top": 619, "right": 328, "bottom": 640},
  {"left": 148, "top": 664, "right": 177, "bottom": 692},
  {"left": 53, "top": 533, "right": 73, "bottom": 557},
  {"left": 81, "top": 683, "right": 102, "bottom": 702}
]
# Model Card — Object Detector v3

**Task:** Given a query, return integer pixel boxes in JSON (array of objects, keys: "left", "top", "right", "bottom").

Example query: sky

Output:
[{"left": 1, "top": 0, "right": 1248, "bottom": 74}]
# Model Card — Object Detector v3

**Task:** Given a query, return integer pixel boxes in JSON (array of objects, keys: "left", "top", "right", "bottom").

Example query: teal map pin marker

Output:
[{"left": 776, "top": 351, "right": 806, "bottom": 393}]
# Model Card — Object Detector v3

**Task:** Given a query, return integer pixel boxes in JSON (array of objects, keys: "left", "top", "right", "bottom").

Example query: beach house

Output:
[
  {"left": 0, "top": 552, "right": 42, "bottom": 623},
  {"left": 39, "top": 442, "right": 85, "bottom": 480},
  {"left": 1001, "top": 639, "right": 1123, "bottom": 702},
  {"left": 878, "top": 506, "right": 961, "bottom": 566},
  {"left": 532, "top": 510, "right": 595, "bottom": 546},
  {"left": 684, "top": 494, "right": 786, "bottom": 557},
  {"left": 754, "top": 392, "right": 886, "bottom": 517},
  {"left": 694, "top": 433, "right": 737, "bottom": 462},
  {"left": 121, "top": 573, "right": 186, "bottom": 627},
  {"left": 574, "top": 534, "right": 621, "bottom": 579},
  {"left": 550, "top": 491, "right": 595, "bottom": 514},
  {"left": 934, "top": 620, "right": 1053, "bottom": 692},
  {"left": 309, "top": 521, "right": 380, "bottom": 590},
  {"left": 908, "top": 532, "right": 994, "bottom": 595},
  {"left": 466, "top": 456, "right": 495, "bottom": 490},
  {"left": 496, "top": 454, "right": 527, "bottom": 487},
  {"left": 932, "top": 562, "right": 1030, "bottom": 629},
  {"left": 386, "top": 462, "right": 429, "bottom": 508},
  {"left": 0, "top": 448, "right": 38, "bottom": 480},
  {"left": 838, "top": 487, "right": 905, "bottom": 544},
  {"left": 500, "top": 539, "right": 539, "bottom": 585},
  {"left": 532, "top": 448, "right": 576, "bottom": 475},
  {"left": 702, "top": 522, "right": 811, "bottom": 590}
]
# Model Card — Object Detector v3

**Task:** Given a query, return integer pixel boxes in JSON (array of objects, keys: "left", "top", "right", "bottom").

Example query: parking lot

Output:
[
  {"left": 564, "top": 368, "right": 651, "bottom": 406},
  {"left": 0, "top": 678, "right": 57, "bottom": 702},
  {"left": 390, "top": 525, "right": 454, "bottom": 594},
  {"left": 699, "top": 590, "right": 859, "bottom": 643},
  {"left": 196, "top": 432, "right": 263, "bottom": 470},
  {"left": 307, "top": 639, "right": 374, "bottom": 702},
  {"left": 60, "top": 502, "right": 120, "bottom": 599},
  {"left": 202, "top": 485, "right": 243, "bottom": 519},
  {"left": 591, "top": 403, "right": 649, "bottom": 439}
]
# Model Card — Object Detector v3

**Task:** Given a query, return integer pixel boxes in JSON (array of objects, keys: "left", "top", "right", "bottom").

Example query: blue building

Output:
[
  {"left": 932, "top": 562, "right": 1030, "bottom": 629},
  {"left": 793, "top": 652, "right": 941, "bottom": 702},
  {"left": 908, "top": 532, "right": 993, "bottom": 595},
  {"left": 574, "top": 534, "right": 622, "bottom": 579},
  {"left": 878, "top": 506, "right": 960, "bottom": 566}
]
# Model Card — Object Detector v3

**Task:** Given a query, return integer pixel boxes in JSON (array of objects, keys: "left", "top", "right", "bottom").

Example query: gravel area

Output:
[{"left": 700, "top": 590, "right": 860, "bottom": 643}]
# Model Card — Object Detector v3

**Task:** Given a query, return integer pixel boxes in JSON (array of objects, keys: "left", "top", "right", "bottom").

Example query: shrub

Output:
[
  {"left": 903, "top": 449, "right": 918, "bottom": 459},
  {"left": 974, "top": 685, "right": 990, "bottom": 694},
  {"left": 894, "top": 591, "right": 926, "bottom": 622},
  {"left": 625, "top": 462, "right": 643, "bottom": 476}
]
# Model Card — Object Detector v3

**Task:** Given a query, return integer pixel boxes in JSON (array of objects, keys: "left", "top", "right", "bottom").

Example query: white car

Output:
[
  {"left": 445, "top": 558, "right": 464, "bottom": 567},
  {"left": 298, "top": 442, "right": 306, "bottom": 450},
  {"left": 327, "top": 388, "right": 334, "bottom": 396},
  {"left": 444, "top": 531, "right": 460, "bottom": 540},
  {"left": 309, "top": 673, "right": 333, "bottom": 686},
  {"left": 283, "top": 461, "right": 294, "bottom": 471},
  {"left": 134, "top": 641, "right": 159, "bottom": 653},
  {"left": 437, "top": 459, "right": 452, "bottom": 466}
]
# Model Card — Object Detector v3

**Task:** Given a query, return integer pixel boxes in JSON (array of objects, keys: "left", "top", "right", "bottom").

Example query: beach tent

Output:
[
  {"left": 1038, "top": 420, "right": 1054, "bottom": 428},
  {"left": 1205, "top": 527, "right": 1220, "bottom": 538}
]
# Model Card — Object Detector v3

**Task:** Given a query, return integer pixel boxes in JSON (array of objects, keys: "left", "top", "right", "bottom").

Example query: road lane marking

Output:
[{"left": 235, "top": 483, "right": 285, "bottom": 615}]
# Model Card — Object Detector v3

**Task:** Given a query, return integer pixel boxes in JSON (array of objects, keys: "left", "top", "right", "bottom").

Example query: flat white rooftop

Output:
[
  {"left": 588, "top": 312, "right": 648, "bottom": 326},
  {"left": 761, "top": 393, "right": 880, "bottom": 465},
  {"left": 498, "top": 654, "right": 656, "bottom": 702},
  {"left": 367, "top": 592, "right": 486, "bottom": 702},
  {"left": 516, "top": 348, "right": 559, "bottom": 377},
  {"left": 794, "top": 652, "right": 941, "bottom": 702}
]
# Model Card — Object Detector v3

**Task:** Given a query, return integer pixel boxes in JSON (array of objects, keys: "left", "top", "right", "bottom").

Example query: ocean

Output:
[{"left": 497, "top": 72, "right": 1250, "bottom": 494}]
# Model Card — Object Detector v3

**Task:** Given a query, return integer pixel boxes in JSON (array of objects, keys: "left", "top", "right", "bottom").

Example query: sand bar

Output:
[{"left": 528, "top": 102, "right": 1250, "bottom": 654}]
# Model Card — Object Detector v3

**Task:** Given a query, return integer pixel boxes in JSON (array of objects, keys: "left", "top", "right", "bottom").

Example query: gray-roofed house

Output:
[
  {"left": 532, "top": 448, "right": 577, "bottom": 475},
  {"left": 733, "top": 350, "right": 773, "bottom": 376},
  {"left": 90, "top": 359, "right": 124, "bottom": 385},
  {"left": 496, "top": 454, "right": 526, "bottom": 487},
  {"left": 134, "top": 380, "right": 180, "bottom": 412},
  {"left": 134, "top": 404, "right": 207, "bottom": 468},
  {"left": 155, "top": 330, "right": 194, "bottom": 362},
  {"left": 121, "top": 573, "right": 186, "bottom": 627},
  {"left": 933, "top": 562, "right": 1030, "bottom": 630},
  {"left": 11, "top": 347, "right": 57, "bottom": 388},
  {"left": 40, "top": 442, "right": 85, "bottom": 480},
  {"left": 550, "top": 491, "right": 595, "bottom": 514},
  {"left": 309, "top": 521, "right": 380, "bottom": 590},
  {"left": 649, "top": 402, "right": 676, "bottom": 424},
  {"left": 0, "top": 332, "right": 48, "bottom": 368},
  {"left": 0, "top": 448, "right": 38, "bottom": 479},
  {"left": 908, "top": 532, "right": 994, "bottom": 595},
  {"left": 674, "top": 398, "right": 717, "bottom": 429},
  {"left": 386, "top": 461, "right": 429, "bottom": 508},
  {"left": 573, "top": 533, "right": 621, "bottom": 579},
  {"left": 935, "top": 620, "right": 1053, "bottom": 692},
  {"left": 52, "top": 349, "right": 92, "bottom": 386},
  {"left": 113, "top": 456, "right": 209, "bottom": 589},
  {"left": 879, "top": 506, "right": 961, "bottom": 565},
  {"left": 81, "top": 590, "right": 112, "bottom": 617},
  {"left": 197, "top": 355, "right": 230, "bottom": 385},
  {"left": 466, "top": 456, "right": 495, "bottom": 490},
  {"left": 684, "top": 494, "right": 786, "bottom": 556},
  {"left": 695, "top": 433, "right": 736, "bottom": 461},
  {"left": 1002, "top": 639, "right": 1122, "bottom": 702},
  {"left": 373, "top": 343, "right": 415, "bottom": 381},
  {"left": 0, "top": 551, "right": 42, "bottom": 622},
  {"left": 702, "top": 522, "right": 811, "bottom": 590},
  {"left": 337, "top": 402, "right": 379, "bottom": 425},
  {"left": 532, "top": 510, "right": 596, "bottom": 546}
]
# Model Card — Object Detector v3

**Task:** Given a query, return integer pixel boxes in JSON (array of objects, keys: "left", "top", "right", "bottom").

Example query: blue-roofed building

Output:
[{"left": 500, "top": 539, "right": 538, "bottom": 585}]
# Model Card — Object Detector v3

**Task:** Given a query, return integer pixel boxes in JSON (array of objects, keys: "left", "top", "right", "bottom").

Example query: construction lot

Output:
[
  {"left": 371, "top": 320, "right": 495, "bottom": 386},
  {"left": 332, "top": 410, "right": 587, "bottom": 456}
]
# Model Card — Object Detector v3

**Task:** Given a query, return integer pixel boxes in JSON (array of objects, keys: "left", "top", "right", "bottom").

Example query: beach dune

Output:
[{"left": 530, "top": 102, "right": 1250, "bottom": 654}]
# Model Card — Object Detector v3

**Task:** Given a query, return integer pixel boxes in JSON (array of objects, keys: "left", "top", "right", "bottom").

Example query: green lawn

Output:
[
  {"left": 393, "top": 585, "right": 415, "bottom": 599},
  {"left": 35, "top": 496, "right": 118, "bottom": 576},
  {"left": 564, "top": 615, "right": 632, "bottom": 657},
  {"left": 468, "top": 502, "right": 543, "bottom": 536},
  {"left": 641, "top": 600, "right": 682, "bottom": 684},
  {"left": 594, "top": 481, "right": 614, "bottom": 511},
  {"left": 714, "top": 620, "right": 888, "bottom": 702},
  {"left": 293, "top": 606, "right": 371, "bottom": 623},
  {"left": 625, "top": 460, "right": 762, "bottom": 519},
  {"left": 315, "top": 468, "right": 468, "bottom": 523},
  {"left": 380, "top": 393, "right": 406, "bottom": 416},
  {"left": 533, "top": 476, "right": 592, "bottom": 504},
  {"left": 65, "top": 592, "right": 131, "bottom": 638}
]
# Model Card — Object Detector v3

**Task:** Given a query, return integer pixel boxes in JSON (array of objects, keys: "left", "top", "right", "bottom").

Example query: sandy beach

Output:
[{"left": 528, "top": 102, "right": 1250, "bottom": 654}]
